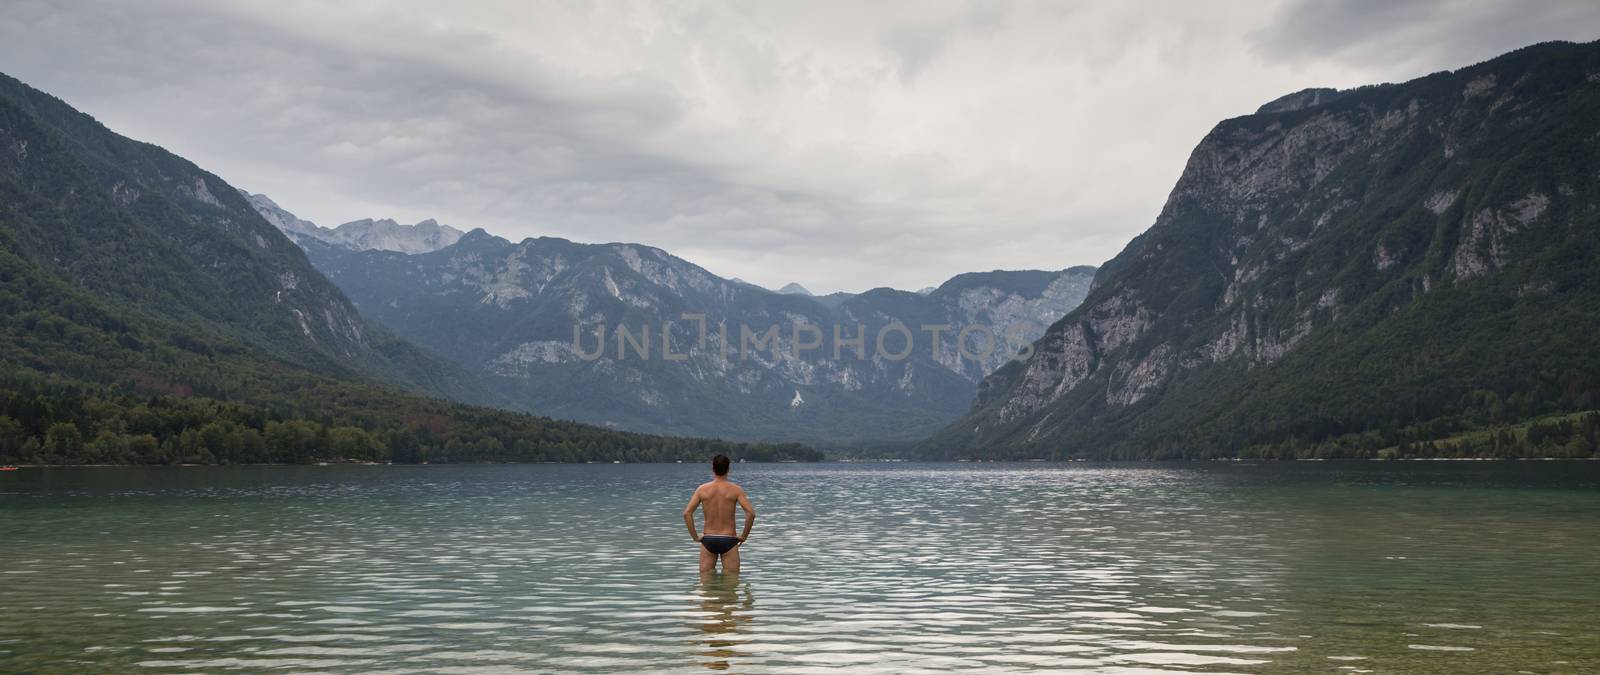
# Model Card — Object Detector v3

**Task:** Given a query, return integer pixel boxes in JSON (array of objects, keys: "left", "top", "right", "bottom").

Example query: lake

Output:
[{"left": 2, "top": 462, "right": 1597, "bottom": 673}]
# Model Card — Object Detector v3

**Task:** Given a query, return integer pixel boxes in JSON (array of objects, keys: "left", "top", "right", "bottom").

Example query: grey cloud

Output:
[
  {"left": 3, "top": 1, "right": 1597, "bottom": 293},
  {"left": 1251, "top": 0, "right": 1600, "bottom": 74}
]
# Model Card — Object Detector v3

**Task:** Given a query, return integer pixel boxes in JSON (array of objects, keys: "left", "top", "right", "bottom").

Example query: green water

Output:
[{"left": 1, "top": 462, "right": 1596, "bottom": 673}]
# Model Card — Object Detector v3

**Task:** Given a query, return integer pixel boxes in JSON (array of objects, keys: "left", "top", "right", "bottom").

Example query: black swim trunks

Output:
[{"left": 701, "top": 535, "right": 740, "bottom": 555}]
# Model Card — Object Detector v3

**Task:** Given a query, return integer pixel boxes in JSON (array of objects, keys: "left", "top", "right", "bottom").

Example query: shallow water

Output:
[{"left": 1, "top": 462, "right": 1597, "bottom": 673}]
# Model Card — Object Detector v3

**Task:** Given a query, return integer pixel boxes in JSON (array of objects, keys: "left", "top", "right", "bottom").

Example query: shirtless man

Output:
[{"left": 682, "top": 454, "right": 756, "bottom": 574}]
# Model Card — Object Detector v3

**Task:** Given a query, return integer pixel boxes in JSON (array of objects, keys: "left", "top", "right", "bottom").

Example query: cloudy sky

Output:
[{"left": 3, "top": 1, "right": 1598, "bottom": 293}]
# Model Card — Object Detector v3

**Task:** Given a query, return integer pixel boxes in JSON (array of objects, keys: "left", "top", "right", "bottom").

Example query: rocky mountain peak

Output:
[
  {"left": 241, "top": 190, "right": 320, "bottom": 237},
  {"left": 242, "top": 195, "right": 464, "bottom": 254}
]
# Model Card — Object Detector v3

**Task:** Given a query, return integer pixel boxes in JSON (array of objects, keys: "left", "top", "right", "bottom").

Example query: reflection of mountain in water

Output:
[{"left": 694, "top": 574, "right": 754, "bottom": 671}]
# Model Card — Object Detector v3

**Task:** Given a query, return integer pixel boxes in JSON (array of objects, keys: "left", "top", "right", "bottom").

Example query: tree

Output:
[
  {"left": 0, "top": 415, "right": 23, "bottom": 461},
  {"left": 43, "top": 422, "right": 84, "bottom": 463},
  {"left": 87, "top": 430, "right": 124, "bottom": 464},
  {"left": 327, "top": 426, "right": 380, "bottom": 461},
  {"left": 126, "top": 434, "right": 160, "bottom": 461},
  {"left": 199, "top": 422, "right": 234, "bottom": 463},
  {"left": 231, "top": 427, "right": 266, "bottom": 464}
]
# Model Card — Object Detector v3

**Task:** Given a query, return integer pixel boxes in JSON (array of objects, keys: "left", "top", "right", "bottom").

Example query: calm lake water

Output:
[{"left": 1, "top": 462, "right": 1597, "bottom": 673}]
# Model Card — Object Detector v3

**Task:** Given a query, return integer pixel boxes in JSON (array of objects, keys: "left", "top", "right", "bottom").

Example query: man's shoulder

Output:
[{"left": 701, "top": 479, "right": 742, "bottom": 494}]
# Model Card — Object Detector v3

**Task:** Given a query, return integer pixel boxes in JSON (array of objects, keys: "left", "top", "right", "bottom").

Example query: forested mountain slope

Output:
[
  {"left": 925, "top": 41, "right": 1600, "bottom": 460},
  {"left": 0, "top": 72, "right": 814, "bottom": 464}
]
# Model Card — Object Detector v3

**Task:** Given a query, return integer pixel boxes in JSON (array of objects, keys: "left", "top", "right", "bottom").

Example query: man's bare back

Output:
[{"left": 683, "top": 455, "right": 755, "bottom": 574}]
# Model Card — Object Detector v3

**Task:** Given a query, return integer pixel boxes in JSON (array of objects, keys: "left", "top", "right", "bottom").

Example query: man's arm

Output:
[
  {"left": 682, "top": 490, "right": 702, "bottom": 542},
  {"left": 736, "top": 488, "right": 756, "bottom": 543}
]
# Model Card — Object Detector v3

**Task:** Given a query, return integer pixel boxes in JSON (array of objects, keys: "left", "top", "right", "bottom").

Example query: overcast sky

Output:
[{"left": 3, "top": 1, "right": 1598, "bottom": 293}]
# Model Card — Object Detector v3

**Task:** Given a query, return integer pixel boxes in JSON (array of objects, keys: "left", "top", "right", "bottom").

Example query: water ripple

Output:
[{"left": 1, "top": 462, "right": 1598, "bottom": 672}]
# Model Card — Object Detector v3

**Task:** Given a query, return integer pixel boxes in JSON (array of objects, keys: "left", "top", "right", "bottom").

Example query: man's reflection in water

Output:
[{"left": 694, "top": 571, "right": 754, "bottom": 670}]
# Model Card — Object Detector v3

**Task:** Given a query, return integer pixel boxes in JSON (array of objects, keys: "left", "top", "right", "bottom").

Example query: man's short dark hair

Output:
[{"left": 712, "top": 454, "right": 730, "bottom": 476}]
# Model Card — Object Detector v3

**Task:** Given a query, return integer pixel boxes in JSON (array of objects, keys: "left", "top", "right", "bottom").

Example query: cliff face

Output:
[{"left": 930, "top": 41, "right": 1600, "bottom": 459}]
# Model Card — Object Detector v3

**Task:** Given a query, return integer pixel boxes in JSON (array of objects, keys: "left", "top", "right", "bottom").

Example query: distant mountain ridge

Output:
[
  {"left": 926, "top": 40, "right": 1600, "bottom": 460},
  {"left": 243, "top": 192, "right": 463, "bottom": 254},
  {"left": 251, "top": 203, "right": 1097, "bottom": 443}
]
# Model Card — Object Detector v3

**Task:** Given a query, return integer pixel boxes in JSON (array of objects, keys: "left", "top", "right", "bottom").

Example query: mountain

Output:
[
  {"left": 0, "top": 71, "right": 814, "bottom": 465},
  {"left": 242, "top": 192, "right": 462, "bottom": 254},
  {"left": 321, "top": 217, "right": 463, "bottom": 254},
  {"left": 925, "top": 41, "right": 1600, "bottom": 460},
  {"left": 244, "top": 191, "right": 323, "bottom": 240},
  {"left": 268, "top": 218, "right": 1096, "bottom": 444},
  {"left": 810, "top": 291, "right": 856, "bottom": 309},
  {"left": 777, "top": 282, "right": 813, "bottom": 296},
  {"left": 0, "top": 76, "right": 405, "bottom": 376}
]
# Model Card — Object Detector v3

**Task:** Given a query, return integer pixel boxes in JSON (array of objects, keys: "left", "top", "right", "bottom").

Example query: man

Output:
[{"left": 683, "top": 454, "right": 756, "bottom": 574}]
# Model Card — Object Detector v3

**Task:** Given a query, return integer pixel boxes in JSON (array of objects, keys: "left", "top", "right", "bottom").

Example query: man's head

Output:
[{"left": 712, "top": 454, "right": 730, "bottom": 476}]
